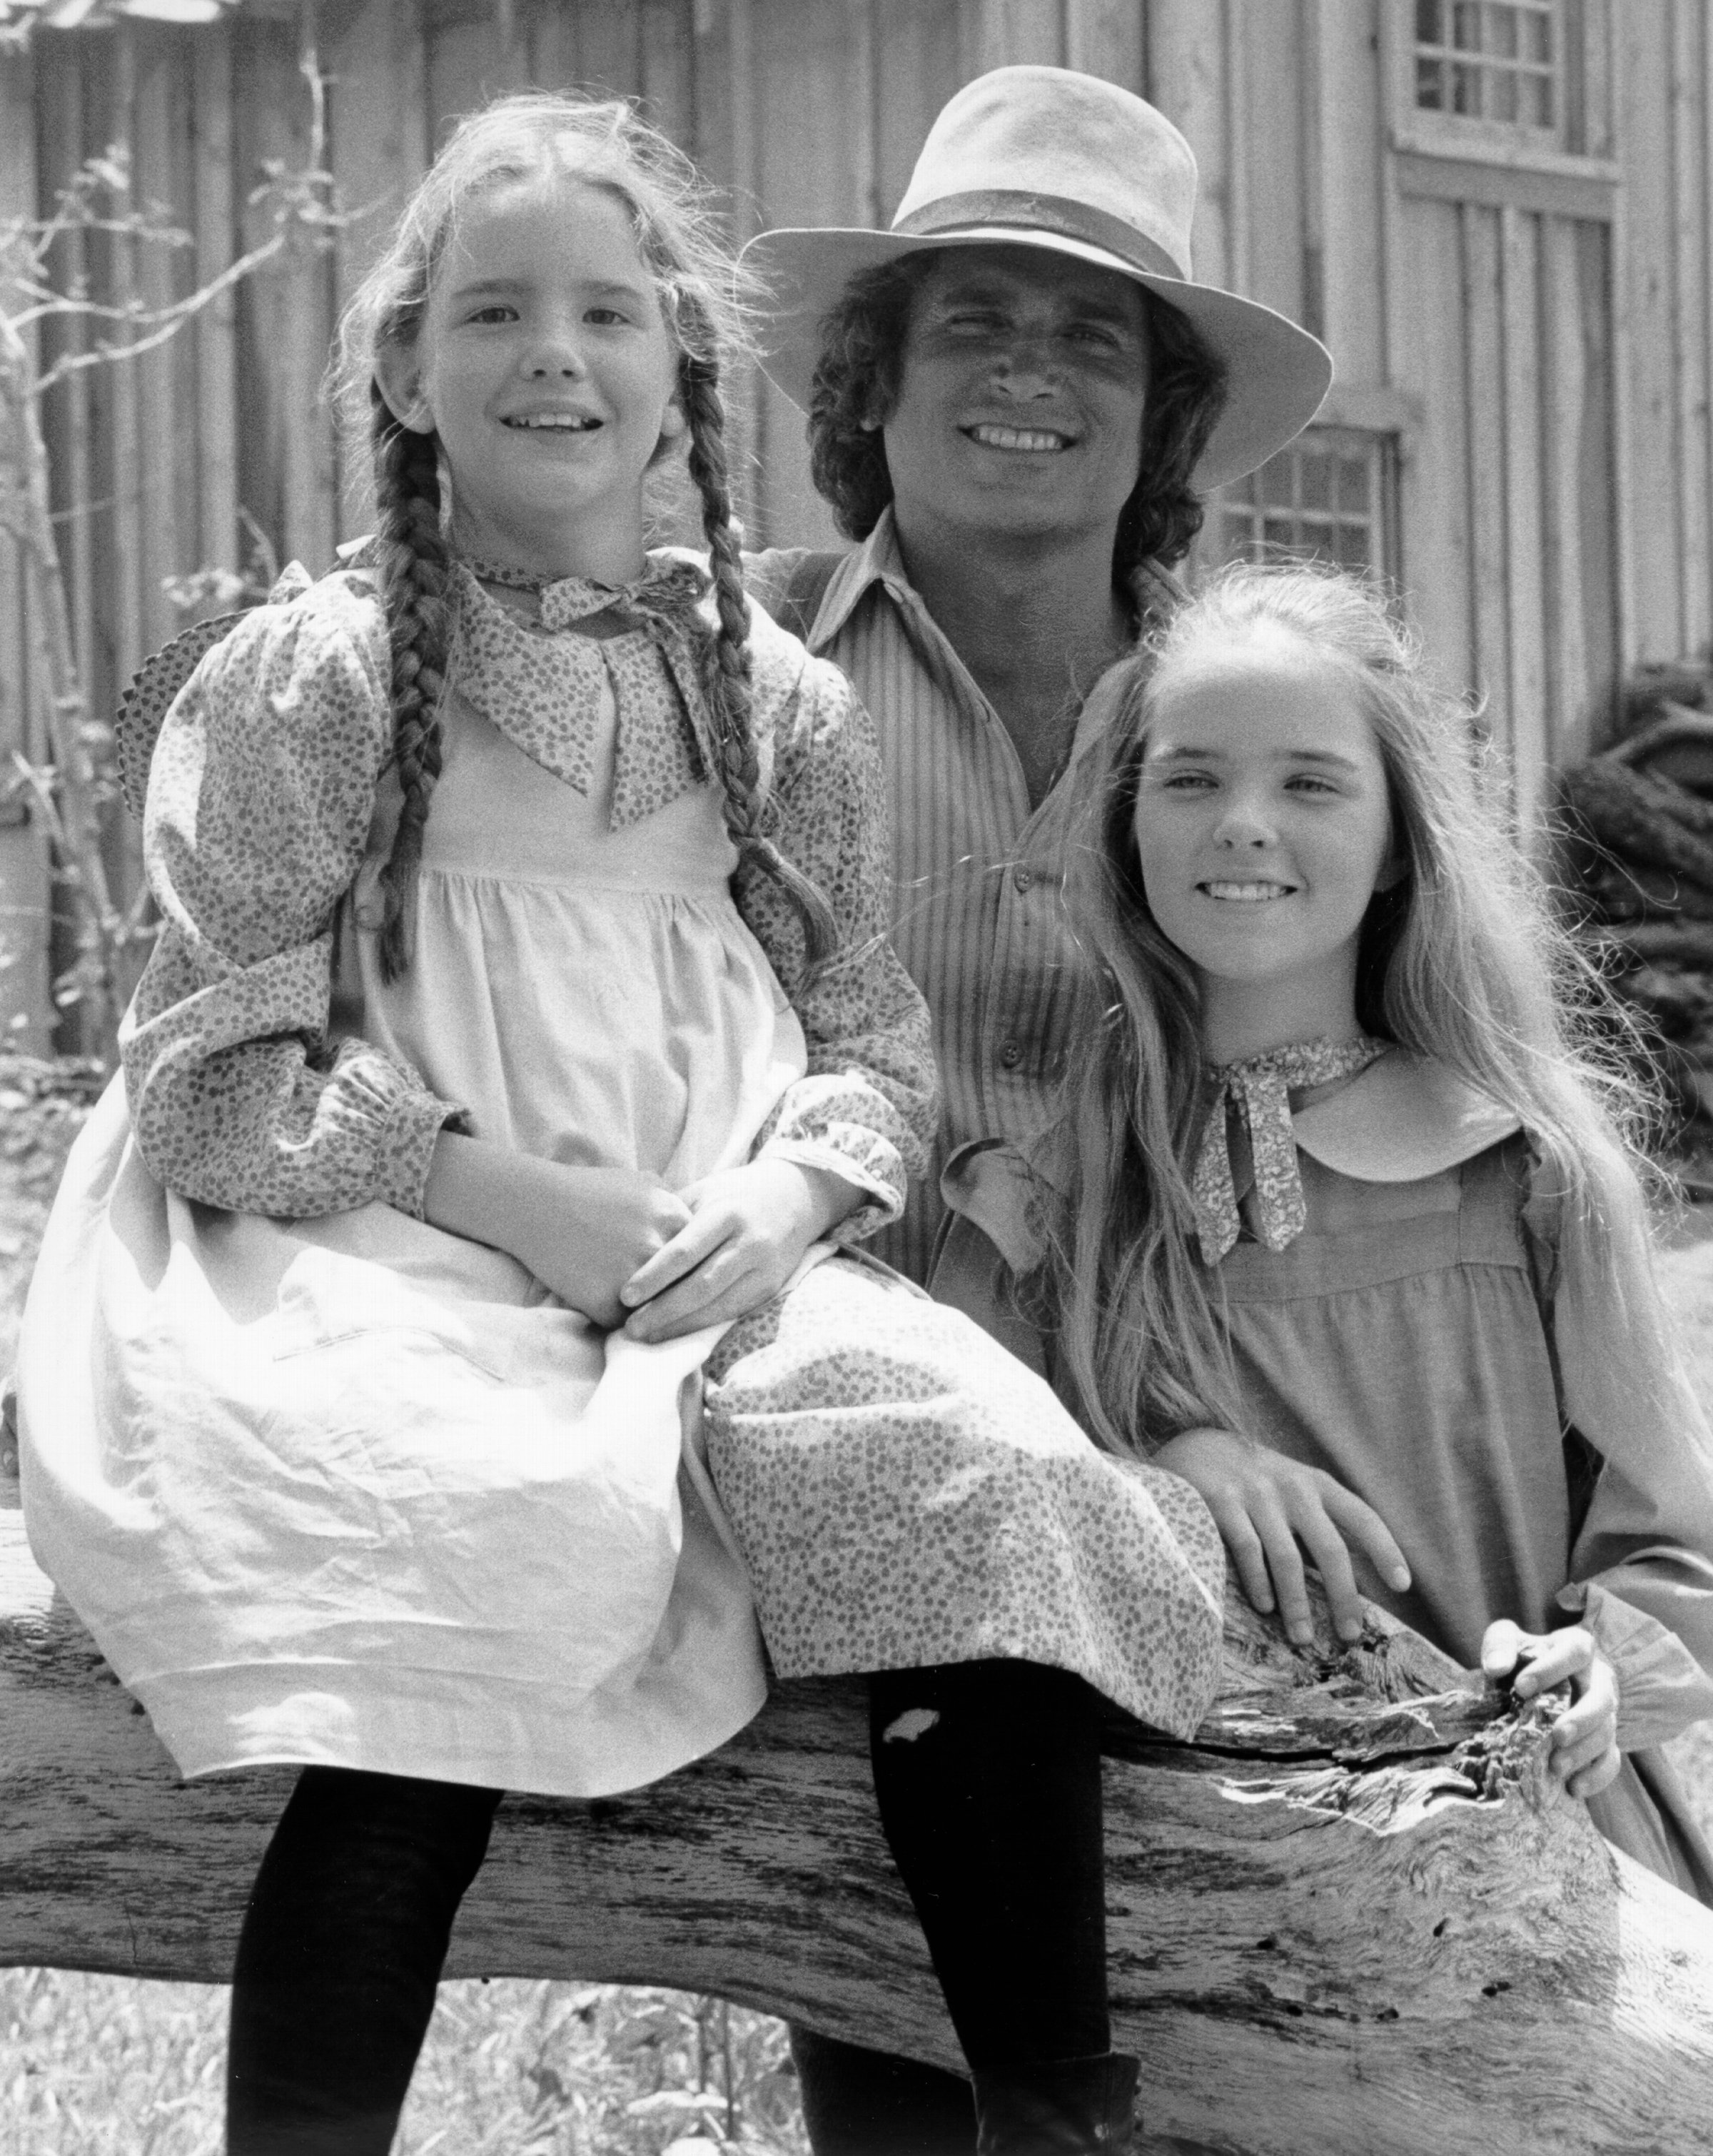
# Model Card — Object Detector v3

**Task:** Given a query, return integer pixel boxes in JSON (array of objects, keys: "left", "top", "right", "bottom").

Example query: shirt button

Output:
[
  {"left": 1014, "top": 866, "right": 1034, "bottom": 894},
  {"left": 999, "top": 1041, "right": 1024, "bottom": 1069}
]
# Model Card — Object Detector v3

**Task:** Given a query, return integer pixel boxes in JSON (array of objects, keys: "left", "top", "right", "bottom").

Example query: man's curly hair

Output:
[{"left": 805, "top": 251, "right": 1231, "bottom": 580}]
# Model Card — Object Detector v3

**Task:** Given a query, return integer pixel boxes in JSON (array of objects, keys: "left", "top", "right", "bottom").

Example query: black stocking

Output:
[
  {"left": 226, "top": 1765, "right": 502, "bottom": 2155},
  {"left": 867, "top": 1658, "right": 1108, "bottom": 2072}
]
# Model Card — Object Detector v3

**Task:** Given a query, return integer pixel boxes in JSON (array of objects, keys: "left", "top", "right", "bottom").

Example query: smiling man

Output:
[
  {"left": 746, "top": 67, "right": 1332, "bottom": 1297},
  {"left": 740, "top": 66, "right": 1332, "bottom": 2155}
]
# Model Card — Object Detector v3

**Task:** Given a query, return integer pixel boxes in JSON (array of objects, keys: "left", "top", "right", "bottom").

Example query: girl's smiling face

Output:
[
  {"left": 380, "top": 175, "right": 683, "bottom": 583},
  {"left": 1130, "top": 627, "right": 1398, "bottom": 1059}
]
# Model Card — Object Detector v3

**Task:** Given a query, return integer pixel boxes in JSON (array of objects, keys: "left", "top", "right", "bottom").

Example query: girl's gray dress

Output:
[{"left": 941, "top": 1049, "right": 1713, "bottom": 1901}]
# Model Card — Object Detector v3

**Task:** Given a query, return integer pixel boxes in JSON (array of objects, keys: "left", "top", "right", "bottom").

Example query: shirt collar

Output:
[
  {"left": 805, "top": 506, "right": 1184, "bottom": 657},
  {"left": 804, "top": 505, "right": 912, "bottom": 650}
]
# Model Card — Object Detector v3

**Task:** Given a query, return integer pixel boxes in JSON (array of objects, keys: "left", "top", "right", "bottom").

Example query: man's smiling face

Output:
[{"left": 879, "top": 243, "right": 1151, "bottom": 553}]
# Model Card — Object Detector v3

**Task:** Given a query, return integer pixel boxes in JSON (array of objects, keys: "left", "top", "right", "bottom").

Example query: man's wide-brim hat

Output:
[{"left": 743, "top": 66, "right": 1333, "bottom": 491}]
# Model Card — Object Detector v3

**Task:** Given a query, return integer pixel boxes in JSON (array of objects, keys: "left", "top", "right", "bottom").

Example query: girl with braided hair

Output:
[{"left": 19, "top": 92, "right": 1228, "bottom": 2154}]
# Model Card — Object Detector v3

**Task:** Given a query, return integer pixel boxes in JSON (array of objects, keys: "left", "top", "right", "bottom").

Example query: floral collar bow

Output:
[
  {"left": 450, "top": 556, "right": 719, "bottom": 830},
  {"left": 1192, "top": 1034, "right": 1387, "bottom": 1265},
  {"left": 540, "top": 558, "right": 709, "bottom": 635},
  {"left": 460, "top": 553, "right": 711, "bottom": 635}
]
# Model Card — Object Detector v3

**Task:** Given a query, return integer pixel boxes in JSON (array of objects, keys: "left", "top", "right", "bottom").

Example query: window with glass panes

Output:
[
  {"left": 1414, "top": 1, "right": 1557, "bottom": 132},
  {"left": 1209, "top": 430, "right": 1395, "bottom": 579}
]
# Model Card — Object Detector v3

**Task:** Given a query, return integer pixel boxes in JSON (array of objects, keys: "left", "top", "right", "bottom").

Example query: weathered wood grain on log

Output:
[{"left": 4, "top": 1481, "right": 1713, "bottom": 2155}]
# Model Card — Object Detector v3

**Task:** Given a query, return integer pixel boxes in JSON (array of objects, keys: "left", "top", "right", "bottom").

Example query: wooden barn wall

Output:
[
  {"left": 1619, "top": 0, "right": 1713, "bottom": 678},
  {"left": 1150, "top": 1, "right": 1627, "bottom": 839},
  {"left": 1, "top": 0, "right": 1710, "bottom": 1047},
  {"left": 0, "top": 46, "right": 51, "bottom": 1054}
]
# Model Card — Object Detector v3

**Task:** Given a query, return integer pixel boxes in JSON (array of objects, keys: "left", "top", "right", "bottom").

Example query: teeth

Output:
[
  {"left": 967, "top": 423, "right": 1067, "bottom": 452},
  {"left": 507, "top": 415, "right": 598, "bottom": 430},
  {"left": 1202, "top": 881, "right": 1293, "bottom": 902}
]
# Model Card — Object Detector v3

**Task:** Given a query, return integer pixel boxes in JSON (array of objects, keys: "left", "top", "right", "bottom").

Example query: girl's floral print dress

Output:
[{"left": 17, "top": 557, "right": 1224, "bottom": 1800}]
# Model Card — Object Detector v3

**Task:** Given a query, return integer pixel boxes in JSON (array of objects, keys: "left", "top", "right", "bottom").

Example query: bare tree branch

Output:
[
  {"left": 26, "top": 235, "right": 288, "bottom": 391},
  {"left": 0, "top": 51, "right": 343, "bottom": 1062}
]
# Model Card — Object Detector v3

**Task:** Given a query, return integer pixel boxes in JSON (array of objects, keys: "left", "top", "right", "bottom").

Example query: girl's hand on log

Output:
[
  {"left": 1152, "top": 1428, "right": 1411, "bottom": 1648},
  {"left": 618, "top": 1160, "right": 859, "bottom": 1343},
  {"left": 1480, "top": 1621, "right": 1622, "bottom": 1799}
]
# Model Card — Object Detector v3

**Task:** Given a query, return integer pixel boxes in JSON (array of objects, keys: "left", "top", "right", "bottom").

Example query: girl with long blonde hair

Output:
[{"left": 947, "top": 561, "right": 1713, "bottom": 1901}]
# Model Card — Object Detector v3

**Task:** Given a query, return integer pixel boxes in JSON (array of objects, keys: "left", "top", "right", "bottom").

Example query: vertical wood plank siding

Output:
[
  {"left": 1404, "top": 196, "right": 1476, "bottom": 697},
  {"left": 1622, "top": 4, "right": 1682, "bottom": 670},
  {"left": 1670, "top": 0, "right": 1710, "bottom": 663},
  {"left": 1065, "top": 0, "right": 1143, "bottom": 89},
  {"left": 1500, "top": 203, "right": 1549, "bottom": 834},
  {"left": 192, "top": 27, "right": 239, "bottom": 579},
  {"left": 1313, "top": 0, "right": 1385, "bottom": 388},
  {"left": 1232, "top": 0, "right": 1299, "bottom": 325},
  {"left": 0, "top": 45, "right": 51, "bottom": 1052},
  {"left": 1463, "top": 203, "right": 1512, "bottom": 759},
  {"left": 0, "top": 0, "right": 1710, "bottom": 1040},
  {"left": 1147, "top": 4, "right": 1231, "bottom": 291},
  {"left": 1541, "top": 214, "right": 1590, "bottom": 767}
]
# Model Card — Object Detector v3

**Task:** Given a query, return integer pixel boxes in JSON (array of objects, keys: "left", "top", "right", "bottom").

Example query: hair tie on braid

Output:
[
  {"left": 679, "top": 346, "right": 839, "bottom": 978},
  {"left": 369, "top": 385, "right": 454, "bottom": 982}
]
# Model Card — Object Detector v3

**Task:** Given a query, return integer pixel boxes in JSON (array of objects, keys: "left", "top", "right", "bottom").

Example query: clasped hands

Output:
[
  {"left": 425, "top": 1134, "right": 858, "bottom": 1343},
  {"left": 1154, "top": 1426, "right": 1622, "bottom": 1802},
  {"left": 616, "top": 1157, "right": 857, "bottom": 1341}
]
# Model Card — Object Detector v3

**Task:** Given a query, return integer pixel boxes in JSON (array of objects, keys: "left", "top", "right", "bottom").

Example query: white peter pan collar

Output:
[
  {"left": 938, "top": 1050, "right": 1522, "bottom": 1279},
  {"left": 1288, "top": 1048, "right": 1522, "bottom": 1184}
]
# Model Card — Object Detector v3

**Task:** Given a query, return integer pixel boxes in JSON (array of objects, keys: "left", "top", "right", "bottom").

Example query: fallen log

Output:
[
  {"left": 1588, "top": 917, "right": 1713, "bottom": 972},
  {"left": 1582, "top": 858, "right": 1713, "bottom": 925},
  {"left": 1562, "top": 759, "right": 1713, "bottom": 890},
  {"left": 1622, "top": 668, "right": 1713, "bottom": 735},
  {"left": 1610, "top": 963, "right": 1713, "bottom": 1033},
  {"left": 4, "top": 1482, "right": 1713, "bottom": 2154},
  {"left": 1609, "top": 700, "right": 1713, "bottom": 788}
]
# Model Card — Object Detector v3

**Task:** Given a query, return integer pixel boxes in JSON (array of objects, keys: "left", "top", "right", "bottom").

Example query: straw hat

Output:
[{"left": 742, "top": 66, "right": 1333, "bottom": 490}]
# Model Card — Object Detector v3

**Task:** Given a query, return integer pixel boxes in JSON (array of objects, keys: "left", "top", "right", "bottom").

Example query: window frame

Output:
[
  {"left": 1198, "top": 426, "right": 1403, "bottom": 590},
  {"left": 1388, "top": 0, "right": 1612, "bottom": 208},
  {"left": 1410, "top": 0, "right": 1562, "bottom": 145},
  {"left": 1383, "top": 0, "right": 1618, "bottom": 208}
]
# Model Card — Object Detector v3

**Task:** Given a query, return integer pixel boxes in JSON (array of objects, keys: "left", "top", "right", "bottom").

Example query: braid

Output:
[
  {"left": 369, "top": 383, "right": 453, "bottom": 982},
  {"left": 680, "top": 348, "right": 838, "bottom": 975}
]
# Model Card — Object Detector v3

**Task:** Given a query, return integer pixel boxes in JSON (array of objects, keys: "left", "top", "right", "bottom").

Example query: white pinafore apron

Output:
[{"left": 19, "top": 677, "right": 796, "bottom": 1797}]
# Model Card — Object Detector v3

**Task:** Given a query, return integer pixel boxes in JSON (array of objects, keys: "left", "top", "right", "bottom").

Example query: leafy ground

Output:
[
  {"left": 5, "top": 1060, "right": 1713, "bottom": 2150},
  {"left": 0, "top": 1055, "right": 103, "bottom": 1382},
  {"left": 0, "top": 1975, "right": 807, "bottom": 2155}
]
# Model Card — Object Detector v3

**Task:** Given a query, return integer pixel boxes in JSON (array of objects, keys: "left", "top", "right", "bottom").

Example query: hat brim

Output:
[{"left": 742, "top": 224, "right": 1333, "bottom": 492}]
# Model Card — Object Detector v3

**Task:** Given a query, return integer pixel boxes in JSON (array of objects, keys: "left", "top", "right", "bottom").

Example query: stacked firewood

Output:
[{"left": 1562, "top": 662, "right": 1713, "bottom": 1123}]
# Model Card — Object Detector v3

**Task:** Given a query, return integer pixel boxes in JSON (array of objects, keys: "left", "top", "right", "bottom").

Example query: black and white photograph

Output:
[{"left": 2, "top": 4, "right": 1713, "bottom": 2151}]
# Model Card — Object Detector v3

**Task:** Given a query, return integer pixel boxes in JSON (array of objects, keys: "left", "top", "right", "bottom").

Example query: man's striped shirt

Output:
[{"left": 749, "top": 511, "right": 1174, "bottom": 1284}]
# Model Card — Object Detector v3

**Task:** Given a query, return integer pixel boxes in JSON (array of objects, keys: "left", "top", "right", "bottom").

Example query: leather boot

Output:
[{"left": 969, "top": 2052, "right": 1139, "bottom": 2155}]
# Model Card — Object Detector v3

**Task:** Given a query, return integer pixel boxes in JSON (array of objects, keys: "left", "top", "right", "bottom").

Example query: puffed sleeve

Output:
[
  {"left": 728, "top": 606, "right": 936, "bottom": 1241},
  {"left": 1524, "top": 1162, "right": 1713, "bottom": 1750},
  {"left": 121, "top": 574, "right": 468, "bottom": 1221}
]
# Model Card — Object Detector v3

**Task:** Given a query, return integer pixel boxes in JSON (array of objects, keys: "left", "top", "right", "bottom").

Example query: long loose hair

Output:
[{"left": 1041, "top": 563, "right": 1702, "bottom": 1476}]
